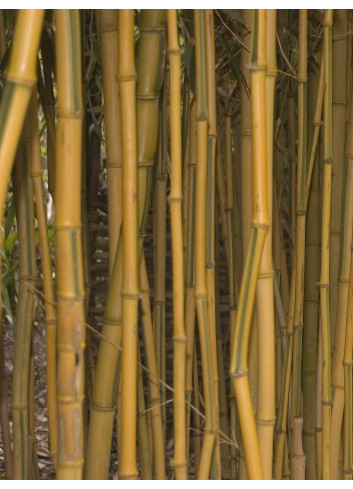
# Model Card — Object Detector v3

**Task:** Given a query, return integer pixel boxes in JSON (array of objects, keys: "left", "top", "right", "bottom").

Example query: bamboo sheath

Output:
[
  {"left": 168, "top": 9, "right": 187, "bottom": 480},
  {"left": 54, "top": 10, "right": 86, "bottom": 480},
  {"left": 320, "top": 9, "right": 334, "bottom": 480},
  {"left": 230, "top": 10, "right": 268, "bottom": 480},
  {"left": 29, "top": 92, "right": 58, "bottom": 468}
]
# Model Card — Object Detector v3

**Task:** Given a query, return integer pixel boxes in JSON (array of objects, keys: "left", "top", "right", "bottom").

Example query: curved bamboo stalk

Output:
[
  {"left": 29, "top": 91, "right": 58, "bottom": 468},
  {"left": 12, "top": 114, "right": 37, "bottom": 480},
  {"left": 229, "top": 9, "right": 268, "bottom": 480},
  {"left": 167, "top": 9, "right": 187, "bottom": 480},
  {"left": 320, "top": 9, "right": 334, "bottom": 480},
  {"left": 55, "top": 10, "right": 86, "bottom": 479},
  {"left": 0, "top": 9, "right": 44, "bottom": 233},
  {"left": 255, "top": 9, "right": 276, "bottom": 479}
]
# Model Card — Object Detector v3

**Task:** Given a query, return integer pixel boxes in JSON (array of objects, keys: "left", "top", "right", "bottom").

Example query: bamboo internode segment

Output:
[{"left": 55, "top": 10, "right": 85, "bottom": 480}]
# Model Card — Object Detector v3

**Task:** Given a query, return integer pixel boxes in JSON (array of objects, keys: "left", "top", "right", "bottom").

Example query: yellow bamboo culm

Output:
[
  {"left": 167, "top": 9, "right": 187, "bottom": 480},
  {"left": 55, "top": 10, "right": 86, "bottom": 480},
  {"left": 96, "top": 9, "right": 123, "bottom": 274},
  {"left": 118, "top": 9, "right": 139, "bottom": 480},
  {"left": 194, "top": 9, "right": 217, "bottom": 479},
  {"left": 255, "top": 9, "right": 276, "bottom": 479},
  {"left": 229, "top": 9, "right": 268, "bottom": 481},
  {"left": 320, "top": 8, "right": 334, "bottom": 481}
]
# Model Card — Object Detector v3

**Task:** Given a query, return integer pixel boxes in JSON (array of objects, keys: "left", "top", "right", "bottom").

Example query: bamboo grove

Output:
[{"left": 1, "top": 8, "right": 353, "bottom": 481}]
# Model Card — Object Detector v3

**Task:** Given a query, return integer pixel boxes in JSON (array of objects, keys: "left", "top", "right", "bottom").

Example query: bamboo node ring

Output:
[
  {"left": 231, "top": 369, "right": 247, "bottom": 379},
  {"left": 323, "top": 158, "right": 333, "bottom": 165},
  {"left": 255, "top": 418, "right": 275, "bottom": 426},
  {"left": 293, "top": 322, "right": 303, "bottom": 331},
  {"left": 321, "top": 400, "right": 333, "bottom": 407},
  {"left": 343, "top": 361, "right": 353, "bottom": 367},
  {"left": 90, "top": 401, "right": 115, "bottom": 412}
]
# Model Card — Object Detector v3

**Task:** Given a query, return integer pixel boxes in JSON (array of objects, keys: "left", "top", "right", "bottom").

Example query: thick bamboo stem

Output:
[
  {"left": 55, "top": 10, "right": 85, "bottom": 480},
  {"left": 118, "top": 10, "right": 139, "bottom": 479},
  {"left": 255, "top": 9, "right": 276, "bottom": 479}
]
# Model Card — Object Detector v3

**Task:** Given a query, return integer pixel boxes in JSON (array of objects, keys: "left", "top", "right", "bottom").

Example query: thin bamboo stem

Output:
[
  {"left": 343, "top": 228, "right": 353, "bottom": 479},
  {"left": 168, "top": 10, "right": 187, "bottom": 479},
  {"left": 194, "top": 9, "right": 216, "bottom": 479},
  {"left": 320, "top": 9, "right": 334, "bottom": 480},
  {"left": 118, "top": 10, "right": 139, "bottom": 480},
  {"left": 12, "top": 115, "right": 37, "bottom": 480},
  {"left": 29, "top": 91, "right": 58, "bottom": 468}
]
